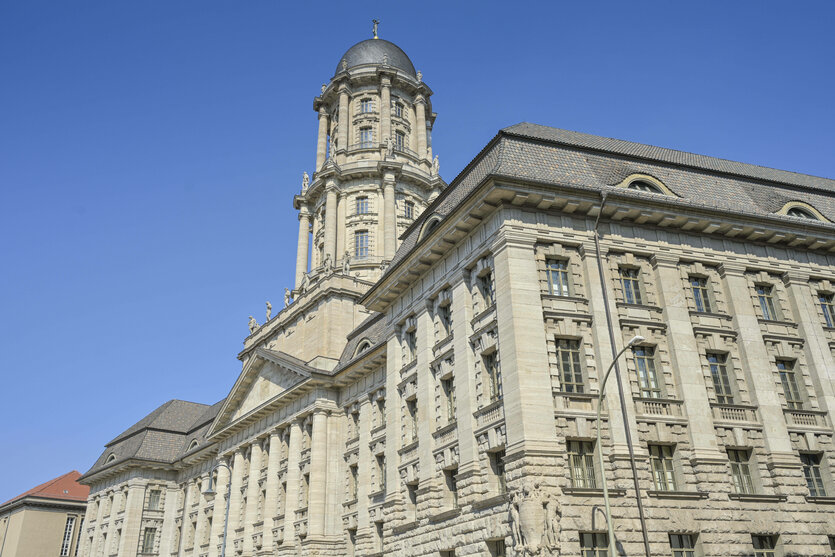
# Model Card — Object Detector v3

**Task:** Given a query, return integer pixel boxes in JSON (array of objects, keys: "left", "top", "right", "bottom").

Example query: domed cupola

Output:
[{"left": 335, "top": 38, "right": 417, "bottom": 78}]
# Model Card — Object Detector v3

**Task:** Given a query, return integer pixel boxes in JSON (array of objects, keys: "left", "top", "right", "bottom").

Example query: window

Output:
[
  {"left": 355, "top": 230, "right": 369, "bottom": 259},
  {"left": 360, "top": 127, "right": 373, "bottom": 147},
  {"left": 708, "top": 353, "right": 734, "bottom": 405},
  {"left": 395, "top": 130, "right": 405, "bottom": 150},
  {"left": 148, "top": 489, "right": 161, "bottom": 511},
  {"left": 141, "top": 528, "right": 156, "bottom": 554},
  {"left": 669, "top": 534, "right": 696, "bottom": 557},
  {"left": 546, "top": 259, "right": 570, "bottom": 296},
  {"left": 752, "top": 535, "right": 777, "bottom": 557},
  {"left": 74, "top": 519, "right": 83, "bottom": 557},
  {"left": 488, "top": 450, "right": 506, "bottom": 494},
  {"left": 394, "top": 102, "right": 403, "bottom": 118},
  {"left": 60, "top": 516, "right": 76, "bottom": 556},
  {"left": 438, "top": 304, "right": 452, "bottom": 337},
  {"left": 404, "top": 329, "right": 417, "bottom": 364},
  {"left": 360, "top": 98, "right": 373, "bottom": 113},
  {"left": 690, "top": 276, "right": 712, "bottom": 312},
  {"left": 756, "top": 284, "right": 779, "bottom": 320},
  {"left": 444, "top": 468, "right": 458, "bottom": 508},
  {"left": 301, "top": 473, "right": 310, "bottom": 507},
  {"left": 619, "top": 267, "right": 643, "bottom": 304},
  {"left": 376, "top": 398, "right": 386, "bottom": 427},
  {"left": 405, "top": 399, "right": 418, "bottom": 443},
  {"left": 404, "top": 200, "right": 414, "bottom": 220},
  {"left": 728, "top": 449, "right": 754, "bottom": 494},
  {"left": 479, "top": 272, "right": 495, "bottom": 307},
  {"left": 633, "top": 346, "right": 662, "bottom": 398},
  {"left": 801, "top": 453, "right": 827, "bottom": 497},
  {"left": 820, "top": 293, "right": 835, "bottom": 328},
  {"left": 347, "top": 529, "right": 356, "bottom": 557},
  {"left": 828, "top": 536, "right": 835, "bottom": 556},
  {"left": 788, "top": 207, "right": 815, "bottom": 219},
  {"left": 356, "top": 196, "right": 369, "bottom": 214},
  {"left": 376, "top": 455, "right": 386, "bottom": 491},
  {"left": 489, "top": 540, "right": 507, "bottom": 557},
  {"left": 556, "top": 339, "right": 585, "bottom": 393},
  {"left": 406, "top": 483, "right": 418, "bottom": 520},
  {"left": 375, "top": 521, "right": 384, "bottom": 552},
  {"left": 441, "top": 551, "right": 455, "bottom": 557},
  {"left": 580, "top": 532, "right": 609, "bottom": 557},
  {"left": 348, "top": 464, "right": 358, "bottom": 500},
  {"left": 628, "top": 180, "right": 662, "bottom": 193},
  {"left": 441, "top": 377, "right": 456, "bottom": 424},
  {"left": 777, "top": 360, "right": 803, "bottom": 410},
  {"left": 484, "top": 353, "right": 502, "bottom": 402},
  {"left": 568, "top": 440, "right": 596, "bottom": 488},
  {"left": 649, "top": 444, "right": 677, "bottom": 491}
]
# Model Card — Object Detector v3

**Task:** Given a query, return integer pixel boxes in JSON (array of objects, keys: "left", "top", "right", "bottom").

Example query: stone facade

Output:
[{"left": 78, "top": 34, "right": 835, "bottom": 557}]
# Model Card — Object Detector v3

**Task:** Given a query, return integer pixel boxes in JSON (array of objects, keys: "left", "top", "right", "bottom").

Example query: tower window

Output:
[
  {"left": 395, "top": 130, "right": 405, "bottom": 150},
  {"left": 360, "top": 98, "right": 373, "bottom": 113},
  {"left": 360, "top": 127, "right": 374, "bottom": 148},
  {"left": 394, "top": 102, "right": 403, "bottom": 118},
  {"left": 356, "top": 196, "right": 369, "bottom": 215},
  {"left": 819, "top": 293, "right": 835, "bottom": 327},
  {"left": 355, "top": 230, "right": 369, "bottom": 259},
  {"left": 404, "top": 200, "right": 415, "bottom": 220}
]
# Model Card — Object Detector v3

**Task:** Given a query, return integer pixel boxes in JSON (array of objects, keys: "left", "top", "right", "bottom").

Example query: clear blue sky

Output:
[{"left": 1, "top": 1, "right": 833, "bottom": 502}]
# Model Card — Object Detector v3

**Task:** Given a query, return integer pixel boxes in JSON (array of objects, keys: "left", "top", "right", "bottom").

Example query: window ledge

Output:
[
  {"left": 398, "top": 441, "right": 419, "bottom": 456},
  {"left": 542, "top": 294, "right": 587, "bottom": 303},
  {"left": 646, "top": 490, "right": 708, "bottom": 500},
  {"left": 728, "top": 493, "right": 787, "bottom": 502},
  {"left": 342, "top": 498, "right": 358, "bottom": 507},
  {"left": 471, "top": 304, "right": 497, "bottom": 325},
  {"left": 689, "top": 310, "right": 731, "bottom": 319},
  {"left": 470, "top": 492, "right": 508, "bottom": 511},
  {"left": 806, "top": 495, "right": 835, "bottom": 504},
  {"left": 392, "top": 521, "right": 418, "bottom": 535},
  {"left": 368, "top": 489, "right": 385, "bottom": 499},
  {"left": 757, "top": 318, "right": 797, "bottom": 328},
  {"left": 562, "top": 487, "right": 626, "bottom": 497},
  {"left": 616, "top": 302, "right": 662, "bottom": 312},
  {"left": 429, "top": 507, "right": 461, "bottom": 523}
]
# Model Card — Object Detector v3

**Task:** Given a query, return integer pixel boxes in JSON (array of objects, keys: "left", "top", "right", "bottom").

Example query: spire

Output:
[{"left": 372, "top": 19, "right": 379, "bottom": 39}]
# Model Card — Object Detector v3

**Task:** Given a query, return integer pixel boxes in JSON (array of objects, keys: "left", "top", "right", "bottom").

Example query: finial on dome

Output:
[{"left": 372, "top": 19, "right": 380, "bottom": 39}]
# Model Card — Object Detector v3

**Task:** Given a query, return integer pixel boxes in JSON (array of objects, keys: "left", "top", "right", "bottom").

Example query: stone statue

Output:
[
  {"left": 509, "top": 493, "right": 524, "bottom": 551},
  {"left": 341, "top": 59, "right": 347, "bottom": 72},
  {"left": 301, "top": 172, "right": 309, "bottom": 193},
  {"left": 301, "top": 273, "right": 309, "bottom": 294},
  {"left": 342, "top": 251, "right": 351, "bottom": 274},
  {"left": 385, "top": 136, "right": 394, "bottom": 158},
  {"left": 323, "top": 252, "right": 332, "bottom": 271},
  {"left": 507, "top": 480, "right": 557, "bottom": 556},
  {"left": 542, "top": 496, "right": 561, "bottom": 551},
  {"left": 329, "top": 135, "right": 336, "bottom": 159},
  {"left": 321, "top": 83, "right": 326, "bottom": 95},
  {"left": 372, "top": 19, "right": 380, "bottom": 39},
  {"left": 382, "top": 53, "right": 389, "bottom": 66},
  {"left": 284, "top": 288, "right": 291, "bottom": 307},
  {"left": 265, "top": 301, "right": 272, "bottom": 321},
  {"left": 248, "top": 316, "right": 258, "bottom": 334},
  {"left": 432, "top": 155, "right": 440, "bottom": 176},
  {"left": 417, "top": 70, "right": 423, "bottom": 82}
]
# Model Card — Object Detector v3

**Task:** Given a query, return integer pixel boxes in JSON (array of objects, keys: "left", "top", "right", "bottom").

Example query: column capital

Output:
[
  {"left": 782, "top": 270, "right": 811, "bottom": 286},
  {"left": 649, "top": 252, "right": 680, "bottom": 268},
  {"left": 717, "top": 261, "right": 747, "bottom": 278},
  {"left": 414, "top": 94, "right": 426, "bottom": 106},
  {"left": 318, "top": 107, "right": 328, "bottom": 117},
  {"left": 298, "top": 205, "right": 310, "bottom": 218},
  {"left": 325, "top": 181, "right": 339, "bottom": 193}
]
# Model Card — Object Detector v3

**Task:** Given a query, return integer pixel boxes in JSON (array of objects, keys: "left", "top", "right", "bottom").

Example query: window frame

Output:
[
  {"left": 580, "top": 532, "right": 609, "bottom": 557},
  {"left": 669, "top": 533, "right": 696, "bottom": 557},
  {"left": 728, "top": 448, "right": 755, "bottom": 494},
  {"left": 484, "top": 352, "right": 502, "bottom": 402},
  {"left": 354, "top": 230, "right": 369, "bottom": 259},
  {"left": 546, "top": 258, "right": 571, "bottom": 296},
  {"left": 360, "top": 98, "right": 373, "bottom": 114},
  {"left": 556, "top": 338, "right": 585, "bottom": 394},
  {"left": 649, "top": 444, "right": 677, "bottom": 491},
  {"left": 355, "top": 196, "right": 369, "bottom": 215},
  {"left": 359, "top": 126, "right": 374, "bottom": 148},
  {"left": 756, "top": 284, "right": 779, "bottom": 321},
  {"left": 404, "top": 200, "right": 415, "bottom": 220},
  {"left": 633, "top": 346, "right": 662, "bottom": 399},
  {"left": 752, "top": 535, "right": 778, "bottom": 557},
  {"left": 619, "top": 266, "right": 644, "bottom": 305},
  {"left": 777, "top": 359, "right": 804, "bottom": 410},
  {"left": 567, "top": 440, "right": 597, "bottom": 489},
  {"left": 707, "top": 352, "right": 735, "bottom": 405},
  {"left": 820, "top": 293, "right": 835, "bottom": 328},
  {"left": 141, "top": 527, "right": 156, "bottom": 554},
  {"left": 690, "top": 276, "right": 712, "bottom": 313},
  {"left": 800, "top": 452, "right": 827, "bottom": 497},
  {"left": 60, "top": 516, "right": 76, "bottom": 557}
]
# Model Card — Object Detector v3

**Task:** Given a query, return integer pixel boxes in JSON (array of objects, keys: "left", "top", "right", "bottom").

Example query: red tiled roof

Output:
[{"left": 1, "top": 471, "right": 89, "bottom": 507}]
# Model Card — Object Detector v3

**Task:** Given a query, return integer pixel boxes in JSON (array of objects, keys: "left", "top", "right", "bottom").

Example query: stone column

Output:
[
  {"left": 415, "top": 96, "right": 427, "bottom": 161},
  {"left": 384, "top": 335, "right": 402, "bottom": 502},
  {"left": 324, "top": 413, "right": 344, "bottom": 535},
  {"left": 491, "top": 229, "right": 558, "bottom": 455},
  {"left": 262, "top": 432, "right": 281, "bottom": 551},
  {"left": 282, "top": 420, "right": 302, "bottom": 545},
  {"left": 451, "top": 275, "right": 480, "bottom": 494},
  {"left": 376, "top": 185, "right": 386, "bottom": 260},
  {"left": 356, "top": 398, "right": 373, "bottom": 534},
  {"left": 315, "top": 108, "right": 329, "bottom": 170},
  {"left": 336, "top": 191, "right": 346, "bottom": 265},
  {"left": 416, "top": 308, "right": 438, "bottom": 506},
  {"left": 160, "top": 485, "right": 181, "bottom": 555},
  {"left": 383, "top": 175, "right": 396, "bottom": 260},
  {"left": 652, "top": 255, "right": 725, "bottom": 462},
  {"left": 117, "top": 481, "right": 145, "bottom": 557},
  {"left": 307, "top": 409, "right": 329, "bottom": 538},
  {"left": 324, "top": 184, "right": 338, "bottom": 265},
  {"left": 295, "top": 206, "right": 310, "bottom": 289},
  {"left": 90, "top": 493, "right": 104, "bottom": 557},
  {"left": 225, "top": 450, "right": 245, "bottom": 556},
  {"left": 337, "top": 87, "right": 350, "bottom": 164},
  {"left": 719, "top": 263, "right": 795, "bottom": 462},
  {"left": 207, "top": 463, "right": 230, "bottom": 557},
  {"left": 380, "top": 76, "right": 391, "bottom": 145},
  {"left": 243, "top": 441, "right": 262, "bottom": 554}
]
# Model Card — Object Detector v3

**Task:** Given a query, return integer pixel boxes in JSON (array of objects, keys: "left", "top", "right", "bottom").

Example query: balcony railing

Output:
[
  {"left": 634, "top": 397, "right": 684, "bottom": 417},
  {"left": 784, "top": 408, "right": 829, "bottom": 428},
  {"left": 711, "top": 403, "right": 758, "bottom": 423}
]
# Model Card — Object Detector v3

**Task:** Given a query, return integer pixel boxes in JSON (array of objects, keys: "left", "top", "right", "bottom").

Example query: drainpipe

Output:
[{"left": 593, "top": 192, "right": 652, "bottom": 557}]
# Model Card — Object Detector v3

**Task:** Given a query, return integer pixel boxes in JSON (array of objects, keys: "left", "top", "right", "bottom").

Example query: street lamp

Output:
[
  {"left": 202, "top": 460, "right": 232, "bottom": 557},
  {"left": 596, "top": 334, "right": 645, "bottom": 557}
]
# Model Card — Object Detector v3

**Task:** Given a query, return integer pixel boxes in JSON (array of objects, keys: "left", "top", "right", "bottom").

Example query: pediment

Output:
[{"left": 209, "top": 349, "right": 313, "bottom": 436}]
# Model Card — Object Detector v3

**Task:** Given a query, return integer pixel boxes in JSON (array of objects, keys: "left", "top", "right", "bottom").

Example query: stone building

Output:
[{"left": 78, "top": 32, "right": 835, "bottom": 557}]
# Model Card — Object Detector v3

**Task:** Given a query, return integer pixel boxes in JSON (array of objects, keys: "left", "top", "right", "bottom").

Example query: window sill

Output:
[
  {"left": 429, "top": 507, "right": 461, "bottom": 522},
  {"left": 562, "top": 487, "right": 626, "bottom": 497},
  {"left": 342, "top": 498, "right": 358, "bottom": 507},
  {"left": 688, "top": 310, "right": 731, "bottom": 319},
  {"left": 471, "top": 304, "right": 497, "bottom": 325},
  {"left": 615, "top": 302, "right": 662, "bottom": 312},
  {"left": 646, "top": 490, "right": 708, "bottom": 500},
  {"left": 728, "top": 493, "right": 787, "bottom": 502},
  {"left": 542, "top": 294, "right": 587, "bottom": 303},
  {"left": 392, "top": 520, "right": 418, "bottom": 535},
  {"left": 368, "top": 489, "right": 385, "bottom": 499},
  {"left": 806, "top": 495, "right": 835, "bottom": 504},
  {"left": 757, "top": 318, "right": 797, "bottom": 328},
  {"left": 470, "top": 492, "right": 508, "bottom": 510},
  {"left": 398, "top": 441, "right": 419, "bottom": 456}
]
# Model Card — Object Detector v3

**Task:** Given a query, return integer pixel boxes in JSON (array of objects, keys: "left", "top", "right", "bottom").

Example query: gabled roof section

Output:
[
  {"left": 1, "top": 471, "right": 89, "bottom": 509},
  {"left": 108, "top": 399, "right": 213, "bottom": 445}
]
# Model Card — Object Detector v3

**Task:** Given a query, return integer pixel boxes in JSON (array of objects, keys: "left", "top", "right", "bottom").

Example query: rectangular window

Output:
[
  {"left": 649, "top": 444, "right": 677, "bottom": 491},
  {"left": 556, "top": 339, "right": 584, "bottom": 394},
  {"left": 756, "top": 284, "right": 778, "bottom": 320},
  {"left": 148, "top": 489, "right": 161, "bottom": 511},
  {"left": 406, "top": 398, "right": 418, "bottom": 443},
  {"left": 708, "top": 353, "right": 734, "bottom": 405},
  {"left": 777, "top": 360, "right": 804, "bottom": 410},
  {"left": 568, "top": 440, "right": 597, "bottom": 488},
  {"left": 438, "top": 304, "right": 452, "bottom": 337},
  {"left": 141, "top": 528, "right": 156, "bottom": 554},
  {"left": 404, "top": 329, "right": 417, "bottom": 364},
  {"left": 633, "top": 346, "right": 662, "bottom": 398},
  {"left": 74, "top": 519, "right": 83, "bottom": 557},
  {"left": 489, "top": 450, "right": 506, "bottom": 494},
  {"left": 360, "top": 126, "right": 373, "bottom": 147},
  {"left": 690, "top": 276, "right": 712, "bottom": 312},
  {"left": 546, "top": 259, "right": 571, "bottom": 296},
  {"left": 821, "top": 293, "right": 835, "bottom": 328},
  {"left": 728, "top": 449, "right": 755, "bottom": 494},
  {"left": 355, "top": 230, "right": 369, "bottom": 259},
  {"left": 669, "top": 534, "right": 696, "bottom": 557},
  {"left": 375, "top": 521, "right": 384, "bottom": 553},
  {"left": 828, "top": 535, "right": 835, "bottom": 557},
  {"left": 394, "top": 103, "right": 403, "bottom": 118},
  {"left": 441, "top": 377, "right": 456, "bottom": 424},
  {"left": 395, "top": 130, "right": 405, "bottom": 150},
  {"left": 356, "top": 196, "right": 369, "bottom": 214},
  {"left": 752, "top": 535, "right": 777, "bottom": 557},
  {"left": 620, "top": 267, "right": 643, "bottom": 305},
  {"left": 480, "top": 272, "right": 495, "bottom": 307},
  {"left": 580, "top": 532, "right": 609, "bottom": 557},
  {"left": 376, "top": 398, "right": 386, "bottom": 427},
  {"left": 60, "top": 516, "right": 76, "bottom": 556},
  {"left": 404, "top": 200, "right": 414, "bottom": 220},
  {"left": 406, "top": 483, "right": 418, "bottom": 520},
  {"left": 444, "top": 468, "right": 458, "bottom": 508},
  {"left": 801, "top": 453, "right": 827, "bottom": 497},
  {"left": 360, "top": 98, "right": 373, "bottom": 113},
  {"left": 489, "top": 540, "right": 507, "bottom": 557},
  {"left": 349, "top": 464, "right": 358, "bottom": 500},
  {"left": 376, "top": 455, "right": 386, "bottom": 492},
  {"left": 484, "top": 353, "right": 502, "bottom": 402}
]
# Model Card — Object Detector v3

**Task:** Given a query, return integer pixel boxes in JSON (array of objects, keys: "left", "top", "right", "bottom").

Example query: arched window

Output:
[
  {"left": 420, "top": 215, "right": 442, "bottom": 240},
  {"left": 615, "top": 174, "right": 675, "bottom": 196},
  {"left": 628, "top": 180, "right": 663, "bottom": 193},
  {"left": 787, "top": 207, "right": 816, "bottom": 219},
  {"left": 354, "top": 340, "right": 372, "bottom": 356},
  {"left": 188, "top": 439, "right": 199, "bottom": 452},
  {"left": 106, "top": 454, "right": 116, "bottom": 464},
  {"left": 778, "top": 202, "right": 828, "bottom": 222}
]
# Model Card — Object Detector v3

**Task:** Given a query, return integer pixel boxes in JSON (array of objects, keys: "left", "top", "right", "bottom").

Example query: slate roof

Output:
[
  {"left": 0, "top": 471, "right": 89, "bottom": 510},
  {"left": 332, "top": 313, "right": 388, "bottom": 372}
]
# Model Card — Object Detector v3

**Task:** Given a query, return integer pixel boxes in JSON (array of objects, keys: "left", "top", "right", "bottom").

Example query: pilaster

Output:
[
  {"left": 324, "top": 184, "right": 338, "bottom": 264},
  {"left": 315, "top": 108, "right": 328, "bottom": 170},
  {"left": 356, "top": 397, "right": 372, "bottom": 531},
  {"left": 118, "top": 480, "right": 145, "bottom": 557},
  {"left": 207, "top": 463, "right": 230, "bottom": 557},
  {"left": 261, "top": 433, "right": 280, "bottom": 553},
  {"left": 451, "top": 273, "right": 480, "bottom": 494},
  {"left": 243, "top": 441, "right": 262, "bottom": 555},
  {"left": 225, "top": 450, "right": 245, "bottom": 556},
  {"left": 307, "top": 409, "right": 329, "bottom": 538},
  {"left": 383, "top": 175, "right": 396, "bottom": 260},
  {"left": 337, "top": 87, "right": 350, "bottom": 165},
  {"left": 282, "top": 420, "right": 302, "bottom": 545},
  {"left": 336, "top": 192, "right": 346, "bottom": 264},
  {"left": 160, "top": 485, "right": 181, "bottom": 556},
  {"left": 295, "top": 206, "right": 311, "bottom": 289},
  {"left": 380, "top": 76, "right": 391, "bottom": 146}
]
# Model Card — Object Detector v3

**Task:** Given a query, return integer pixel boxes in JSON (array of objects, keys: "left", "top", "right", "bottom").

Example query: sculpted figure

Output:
[
  {"left": 341, "top": 59, "right": 347, "bottom": 71},
  {"left": 385, "top": 136, "right": 394, "bottom": 158},
  {"left": 323, "top": 252, "right": 332, "bottom": 271},
  {"left": 248, "top": 316, "right": 258, "bottom": 334},
  {"left": 265, "top": 301, "right": 272, "bottom": 321},
  {"left": 321, "top": 83, "right": 326, "bottom": 95},
  {"left": 372, "top": 19, "right": 379, "bottom": 39},
  {"left": 301, "top": 273, "right": 309, "bottom": 293},
  {"left": 432, "top": 155, "right": 440, "bottom": 176},
  {"left": 417, "top": 70, "right": 422, "bottom": 82},
  {"left": 329, "top": 135, "right": 336, "bottom": 159},
  {"left": 343, "top": 251, "right": 351, "bottom": 274},
  {"left": 382, "top": 53, "right": 389, "bottom": 65},
  {"left": 301, "top": 171, "right": 309, "bottom": 193},
  {"left": 284, "top": 288, "right": 291, "bottom": 307},
  {"left": 509, "top": 492, "right": 524, "bottom": 551},
  {"left": 542, "top": 496, "right": 561, "bottom": 550}
]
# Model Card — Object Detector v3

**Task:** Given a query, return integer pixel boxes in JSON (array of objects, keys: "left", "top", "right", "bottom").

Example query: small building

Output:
[{"left": 0, "top": 470, "right": 89, "bottom": 557}]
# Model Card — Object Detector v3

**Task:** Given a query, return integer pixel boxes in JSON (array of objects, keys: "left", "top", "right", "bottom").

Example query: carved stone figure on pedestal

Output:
[
  {"left": 248, "top": 316, "right": 258, "bottom": 334},
  {"left": 301, "top": 172, "right": 309, "bottom": 193},
  {"left": 343, "top": 251, "right": 351, "bottom": 274},
  {"left": 266, "top": 301, "right": 272, "bottom": 321},
  {"left": 417, "top": 70, "right": 423, "bottom": 82},
  {"left": 508, "top": 480, "right": 559, "bottom": 556},
  {"left": 323, "top": 253, "right": 332, "bottom": 271},
  {"left": 284, "top": 288, "right": 291, "bottom": 307},
  {"left": 432, "top": 154, "right": 440, "bottom": 176},
  {"left": 385, "top": 136, "right": 394, "bottom": 158}
]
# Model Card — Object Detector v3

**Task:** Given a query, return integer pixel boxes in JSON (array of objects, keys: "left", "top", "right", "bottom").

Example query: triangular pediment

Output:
[{"left": 208, "top": 349, "right": 313, "bottom": 436}]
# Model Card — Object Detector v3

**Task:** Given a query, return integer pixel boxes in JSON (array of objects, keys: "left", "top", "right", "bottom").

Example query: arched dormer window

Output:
[
  {"left": 419, "top": 215, "right": 442, "bottom": 240},
  {"left": 354, "top": 339, "right": 372, "bottom": 356},
  {"left": 188, "top": 439, "right": 199, "bottom": 452},
  {"left": 777, "top": 201, "right": 829, "bottom": 222},
  {"left": 614, "top": 174, "right": 676, "bottom": 196},
  {"left": 105, "top": 454, "right": 116, "bottom": 464}
]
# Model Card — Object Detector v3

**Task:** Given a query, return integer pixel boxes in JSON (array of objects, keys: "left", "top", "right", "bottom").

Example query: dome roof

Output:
[{"left": 335, "top": 39, "right": 416, "bottom": 77}]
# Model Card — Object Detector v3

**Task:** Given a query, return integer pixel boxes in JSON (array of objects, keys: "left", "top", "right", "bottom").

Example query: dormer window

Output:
[
  {"left": 778, "top": 202, "right": 828, "bottom": 222},
  {"left": 787, "top": 207, "right": 816, "bottom": 219},
  {"left": 360, "top": 98, "right": 373, "bottom": 113},
  {"left": 628, "top": 180, "right": 662, "bottom": 193}
]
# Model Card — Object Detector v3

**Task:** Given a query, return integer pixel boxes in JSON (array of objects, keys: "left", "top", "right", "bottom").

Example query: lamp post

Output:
[
  {"left": 202, "top": 460, "right": 232, "bottom": 557},
  {"left": 596, "top": 334, "right": 645, "bottom": 557}
]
